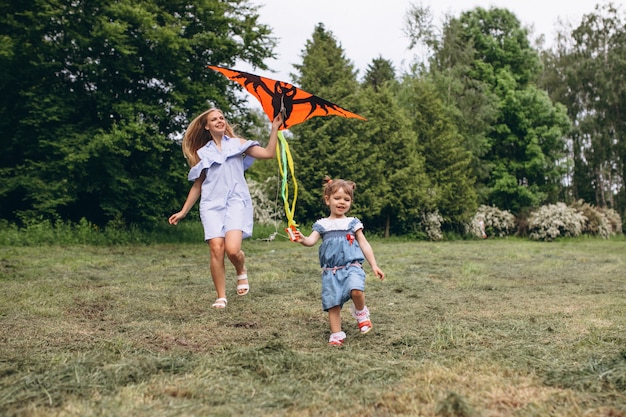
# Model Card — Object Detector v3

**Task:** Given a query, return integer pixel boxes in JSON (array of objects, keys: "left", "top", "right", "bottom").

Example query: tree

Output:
[
  {"left": 288, "top": 24, "right": 367, "bottom": 223},
  {"left": 354, "top": 83, "right": 431, "bottom": 237},
  {"left": 0, "top": 0, "right": 275, "bottom": 226},
  {"left": 425, "top": 16, "right": 498, "bottom": 201},
  {"left": 397, "top": 75, "right": 477, "bottom": 229},
  {"left": 541, "top": 3, "right": 626, "bottom": 216},
  {"left": 408, "top": 6, "right": 570, "bottom": 213},
  {"left": 287, "top": 25, "right": 434, "bottom": 237},
  {"left": 362, "top": 56, "right": 397, "bottom": 90}
]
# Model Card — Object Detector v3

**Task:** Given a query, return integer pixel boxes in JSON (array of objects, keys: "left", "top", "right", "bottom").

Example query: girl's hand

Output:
[
  {"left": 292, "top": 229, "right": 303, "bottom": 243},
  {"left": 373, "top": 267, "right": 385, "bottom": 281}
]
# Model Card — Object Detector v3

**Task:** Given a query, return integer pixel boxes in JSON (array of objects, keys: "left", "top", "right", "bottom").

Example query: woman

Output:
[{"left": 169, "top": 108, "right": 283, "bottom": 308}]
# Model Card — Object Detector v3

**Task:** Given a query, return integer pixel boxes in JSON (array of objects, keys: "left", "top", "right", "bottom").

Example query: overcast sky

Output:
[{"left": 238, "top": 0, "right": 610, "bottom": 84}]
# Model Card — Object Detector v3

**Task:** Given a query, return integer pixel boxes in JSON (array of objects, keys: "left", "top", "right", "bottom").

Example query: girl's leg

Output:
[
  {"left": 328, "top": 306, "right": 342, "bottom": 333},
  {"left": 350, "top": 289, "right": 365, "bottom": 310},
  {"left": 224, "top": 230, "right": 247, "bottom": 294},
  {"left": 328, "top": 306, "right": 346, "bottom": 345},
  {"left": 350, "top": 289, "right": 372, "bottom": 334},
  {"left": 208, "top": 238, "right": 227, "bottom": 299}
]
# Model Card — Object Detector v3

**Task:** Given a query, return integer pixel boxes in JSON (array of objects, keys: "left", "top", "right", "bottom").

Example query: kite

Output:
[
  {"left": 207, "top": 65, "right": 366, "bottom": 129},
  {"left": 208, "top": 65, "right": 367, "bottom": 240}
]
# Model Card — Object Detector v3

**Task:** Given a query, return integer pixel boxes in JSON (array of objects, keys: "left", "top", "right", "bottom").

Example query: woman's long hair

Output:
[{"left": 181, "top": 108, "right": 236, "bottom": 166}]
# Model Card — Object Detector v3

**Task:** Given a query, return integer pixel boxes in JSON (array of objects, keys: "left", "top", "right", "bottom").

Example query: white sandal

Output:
[
  {"left": 236, "top": 273, "right": 249, "bottom": 296},
  {"left": 212, "top": 298, "right": 227, "bottom": 309}
]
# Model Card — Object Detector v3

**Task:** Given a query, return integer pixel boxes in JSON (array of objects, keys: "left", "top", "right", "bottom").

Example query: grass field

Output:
[{"left": 1, "top": 237, "right": 625, "bottom": 416}]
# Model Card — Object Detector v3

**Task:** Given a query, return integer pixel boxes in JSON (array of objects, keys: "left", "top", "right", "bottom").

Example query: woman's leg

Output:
[
  {"left": 208, "top": 238, "right": 227, "bottom": 299},
  {"left": 225, "top": 230, "right": 247, "bottom": 294}
]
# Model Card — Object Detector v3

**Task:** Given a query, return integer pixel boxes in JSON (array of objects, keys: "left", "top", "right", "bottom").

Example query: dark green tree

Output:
[
  {"left": 458, "top": 8, "right": 570, "bottom": 213},
  {"left": 407, "top": 6, "right": 570, "bottom": 213},
  {"left": 286, "top": 26, "right": 433, "bottom": 237},
  {"left": 397, "top": 75, "right": 477, "bottom": 228},
  {"left": 421, "top": 15, "right": 498, "bottom": 201},
  {"left": 362, "top": 56, "right": 397, "bottom": 90},
  {"left": 354, "top": 84, "right": 431, "bottom": 237},
  {"left": 0, "top": 0, "right": 275, "bottom": 226},
  {"left": 288, "top": 24, "right": 367, "bottom": 224}
]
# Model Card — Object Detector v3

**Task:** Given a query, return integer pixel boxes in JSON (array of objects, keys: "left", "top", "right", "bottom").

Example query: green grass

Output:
[{"left": 1, "top": 238, "right": 625, "bottom": 416}]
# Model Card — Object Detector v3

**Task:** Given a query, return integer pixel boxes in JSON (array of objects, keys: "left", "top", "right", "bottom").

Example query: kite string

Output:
[{"left": 276, "top": 131, "right": 298, "bottom": 230}]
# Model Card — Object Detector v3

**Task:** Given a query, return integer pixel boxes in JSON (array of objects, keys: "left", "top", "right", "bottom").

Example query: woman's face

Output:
[{"left": 205, "top": 110, "right": 226, "bottom": 136}]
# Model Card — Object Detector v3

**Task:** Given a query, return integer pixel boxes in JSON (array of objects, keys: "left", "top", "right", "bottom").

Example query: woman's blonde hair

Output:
[
  {"left": 322, "top": 175, "right": 356, "bottom": 201},
  {"left": 181, "top": 108, "right": 236, "bottom": 166}
]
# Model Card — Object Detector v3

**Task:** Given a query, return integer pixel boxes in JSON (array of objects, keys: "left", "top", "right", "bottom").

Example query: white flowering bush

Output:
[
  {"left": 421, "top": 211, "right": 443, "bottom": 241},
  {"left": 468, "top": 205, "right": 516, "bottom": 238},
  {"left": 570, "top": 200, "right": 623, "bottom": 238},
  {"left": 247, "top": 177, "right": 282, "bottom": 225},
  {"left": 570, "top": 200, "right": 609, "bottom": 238},
  {"left": 528, "top": 203, "right": 587, "bottom": 241},
  {"left": 599, "top": 207, "right": 623, "bottom": 235}
]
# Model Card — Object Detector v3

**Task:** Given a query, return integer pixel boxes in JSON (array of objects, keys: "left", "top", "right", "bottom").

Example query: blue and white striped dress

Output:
[{"left": 188, "top": 135, "right": 259, "bottom": 241}]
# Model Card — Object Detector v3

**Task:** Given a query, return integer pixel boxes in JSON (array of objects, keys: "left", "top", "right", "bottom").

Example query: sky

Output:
[{"left": 238, "top": 0, "right": 611, "bottom": 84}]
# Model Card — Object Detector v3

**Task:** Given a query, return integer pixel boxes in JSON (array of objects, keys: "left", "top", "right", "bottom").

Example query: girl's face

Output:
[
  {"left": 325, "top": 187, "right": 352, "bottom": 218},
  {"left": 205, "top": 110, "right": 226, "bottom": 136}
]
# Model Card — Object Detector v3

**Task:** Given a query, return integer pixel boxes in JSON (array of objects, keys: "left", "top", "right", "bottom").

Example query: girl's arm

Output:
[
  {"left": 355, "top": 229, "right": 385, "bottom": 280},
  {"left": 293, "top": 229, "right": 321, "bottom": 247},
  {"left": 242, "top": 114, "right": 283, "bottom": 160},
  {"left": 168, "top": 172, "right": 205, "bottom": 225}
]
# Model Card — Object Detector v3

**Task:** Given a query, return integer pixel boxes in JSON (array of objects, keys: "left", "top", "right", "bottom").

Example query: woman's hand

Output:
[
  {"left": 272, "top": 112, "right": 284, "bottom": 131},
  {"left": 168, "top": 211, "right": 186, "bottom": 225}
]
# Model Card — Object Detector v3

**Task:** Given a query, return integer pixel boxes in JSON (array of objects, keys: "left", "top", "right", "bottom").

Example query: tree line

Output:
[{"left": 1, "top": 0, "right": 624, "bottom": 236}]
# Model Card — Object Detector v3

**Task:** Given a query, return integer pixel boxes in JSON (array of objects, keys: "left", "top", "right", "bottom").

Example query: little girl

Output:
[{"left": 293, "top": 176, "right": 385, "bottom": 346}]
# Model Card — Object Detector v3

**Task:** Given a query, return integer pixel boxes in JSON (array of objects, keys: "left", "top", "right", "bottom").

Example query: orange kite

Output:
[{"left": 208, "top": 65, "right": 366, "bottom": 129}]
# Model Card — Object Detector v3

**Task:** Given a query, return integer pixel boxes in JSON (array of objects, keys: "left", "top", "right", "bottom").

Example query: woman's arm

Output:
[
  {"left": 244, "top": 114, "right": 283, "bottom": 160},
  {"left": 168, "top": 172, "right": 205, "bottom": 225}
]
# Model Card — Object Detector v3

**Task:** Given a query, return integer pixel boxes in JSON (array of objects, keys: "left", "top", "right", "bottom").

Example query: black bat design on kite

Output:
[{"left": 208, "top": 65, "right": 366, "bottom": 129}]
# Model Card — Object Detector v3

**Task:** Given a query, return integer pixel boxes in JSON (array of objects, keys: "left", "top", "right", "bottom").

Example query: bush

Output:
[
  {"left": 468, "top": 205, "right": 516, "bottom": 238},
  {"left": 598, "top": 206, "right": 623, "bottom": 235},
  {"left": 570, "top": 200, "right": 615, "bottom": 238},
  {"left": 248, "top": 177, "right": 282, "bottom": 226},
  {"left": 528, "top": 203, "right": 586, "bottom": 241},
  {"left": 421, "top": 211, "right": 443, "bottom": 241}
]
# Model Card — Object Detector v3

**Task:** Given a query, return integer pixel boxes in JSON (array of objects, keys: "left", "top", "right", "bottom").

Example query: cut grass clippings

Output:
[{"left": 0, "top": 238, "right": 625, "bottom": 416}]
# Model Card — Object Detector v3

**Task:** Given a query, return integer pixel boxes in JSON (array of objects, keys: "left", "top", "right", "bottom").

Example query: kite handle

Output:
[{"left": 285, "top": 225, "right": 298, "bottom": 242}]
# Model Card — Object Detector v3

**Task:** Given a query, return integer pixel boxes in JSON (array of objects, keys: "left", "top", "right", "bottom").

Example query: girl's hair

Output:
[
  {"left": 322, "top": 175, "right": 356, "bottom": 200},
  {"left": 182, "top": 108, "right": 236, "bottom": 166}
]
